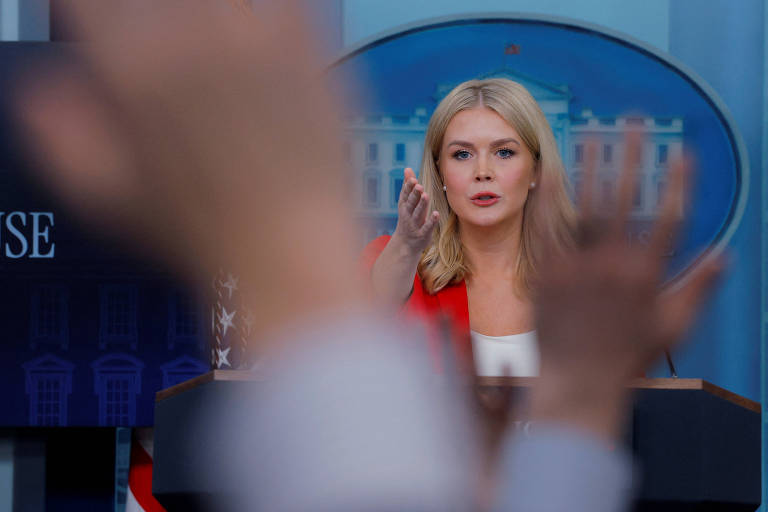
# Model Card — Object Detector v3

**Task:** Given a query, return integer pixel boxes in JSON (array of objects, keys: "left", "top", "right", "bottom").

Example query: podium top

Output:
[
  {"left": 478, "top": 376, "right": 760, "bottom": 413},
  {"left": 155, "top": 371, "right": 760, "bottom": 413}
]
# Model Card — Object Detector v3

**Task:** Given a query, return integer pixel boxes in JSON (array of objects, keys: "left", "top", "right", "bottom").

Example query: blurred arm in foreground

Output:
[
  {"left": 496, "top": 136, "right": 724, "bottom": 511},
  {"left": 13, "top": 1, "right": 723, "bottom": 511}
]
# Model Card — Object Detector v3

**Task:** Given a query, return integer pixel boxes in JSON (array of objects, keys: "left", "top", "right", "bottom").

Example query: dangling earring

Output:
[{"left": 443, "top": 185, "right": 447, "bottom": 192}]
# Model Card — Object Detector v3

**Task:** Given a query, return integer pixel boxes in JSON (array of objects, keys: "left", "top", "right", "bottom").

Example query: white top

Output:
[{"left": 471, "top": 330, "right": 539, "bottom": 377}]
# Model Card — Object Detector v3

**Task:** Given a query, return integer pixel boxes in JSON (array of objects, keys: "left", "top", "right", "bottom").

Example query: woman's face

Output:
[{"left": 438, "top": 106, "right": 536, "bottom": 230}]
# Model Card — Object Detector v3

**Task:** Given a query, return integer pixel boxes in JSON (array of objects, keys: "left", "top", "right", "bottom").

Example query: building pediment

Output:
[
  {"left": 161, "top": 355, "right": 207, "bottom": 373},
  {"left": 92, "top": 353, "right": 144, "bottom": 371},
  {"left": 23, "top": 353, "right": 74, "bottom": 372}
]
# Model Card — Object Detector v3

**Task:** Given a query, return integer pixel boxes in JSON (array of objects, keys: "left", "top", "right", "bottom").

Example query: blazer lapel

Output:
[{"left": 435, "top": 280, "right": 472, "bottom": 372}]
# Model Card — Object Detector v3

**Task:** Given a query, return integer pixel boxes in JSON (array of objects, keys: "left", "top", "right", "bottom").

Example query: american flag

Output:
[
  {"left": 211, "top": 269, "right": 255, "bottom": 370},
  {"left": 125, "top": 428, "right": 165, "bottom": 512}
]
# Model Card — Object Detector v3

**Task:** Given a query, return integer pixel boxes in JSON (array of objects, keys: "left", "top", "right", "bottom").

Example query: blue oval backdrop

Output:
[{"left": 330, "top": 15, "right": 747, "bottom": 283}]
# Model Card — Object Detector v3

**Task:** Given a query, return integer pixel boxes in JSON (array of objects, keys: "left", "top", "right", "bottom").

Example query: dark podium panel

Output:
[
  {"left": 153, "top": 374, "right": 761, "bottom": 511},
  {"left": 630, "top": 380, "right": 760, "bottom": 511}
]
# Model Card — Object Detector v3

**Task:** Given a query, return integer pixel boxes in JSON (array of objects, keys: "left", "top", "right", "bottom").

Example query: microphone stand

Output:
[{"left": 664, "top": 349, "right": 678, "bottom": 378}]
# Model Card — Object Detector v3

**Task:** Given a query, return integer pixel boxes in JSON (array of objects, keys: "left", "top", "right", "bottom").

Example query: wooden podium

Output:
[{"left": 152, "top": 373, "right": 761, "bottom": 511}]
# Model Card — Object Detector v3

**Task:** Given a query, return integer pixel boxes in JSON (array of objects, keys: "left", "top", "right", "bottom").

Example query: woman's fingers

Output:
[
  {"left": 397, "top": 168, "right": 418, "bottom": 205},
  {"left": 403, "top": 184, "right": 423, "bottom": 215},
  {"left": 399, "top": 177, "right": 415, "bottom": 204},
  {"left": 412, "top": 191, "right": 429, "bottom": 224},
  {"left": 395, "top": 164, "right": 435, "bottom": 242},
  {"left": 419, "top": 211, "right": 440, "bottom": 237},
  {"left": 398, "top": 168, "right": 416, "bottom": 202}
]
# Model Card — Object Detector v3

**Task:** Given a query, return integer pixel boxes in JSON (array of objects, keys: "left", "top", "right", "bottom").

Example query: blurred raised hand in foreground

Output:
[{"left": 14, "top": 0, "right": 362, "bottom": 350}]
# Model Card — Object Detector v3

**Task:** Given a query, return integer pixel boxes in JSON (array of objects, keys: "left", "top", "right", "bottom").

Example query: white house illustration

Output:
[
  {"left": 23, "top": 353, "right": 74, "bottom": 426},
  {"left": 92, "top": 353, "right": 144, "bottom": 426},
  {"left": 346, "top": 68, "right": 684, "bottom": 244},
  {"left": 160, "top": 355, "right": 208, "bottom": 389}
]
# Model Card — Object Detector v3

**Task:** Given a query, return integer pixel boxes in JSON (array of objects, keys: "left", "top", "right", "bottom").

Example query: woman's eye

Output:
[
  {"left": 497, "top": 148, "right": 515, "bottom": 159},
  {"left": 453, "top": 150, "right": 471, "bottom": 160}
]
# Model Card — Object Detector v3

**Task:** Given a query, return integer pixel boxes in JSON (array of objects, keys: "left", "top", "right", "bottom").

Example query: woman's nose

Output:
[
  {"left": 475, "top": 167, "right": 494, "bottom": 181},
  {"left": 475, "top": 154, "right": 494, "bottom": 181}
]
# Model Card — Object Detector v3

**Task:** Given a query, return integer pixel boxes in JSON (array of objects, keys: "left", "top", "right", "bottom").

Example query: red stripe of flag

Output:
[{"left": 128, "top": 436, "right": 166, "bottom": 512}]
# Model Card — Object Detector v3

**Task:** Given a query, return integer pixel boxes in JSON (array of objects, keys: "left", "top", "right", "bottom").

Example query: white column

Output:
[
  {"left": 0, "top": 0, "right": 48, "bottom": 41},
  {"left": 0, "top": 0, "right": 20, "bottom": 41},
  {"left": 0, "top": 436, "right": 13, "bottom": 512}
]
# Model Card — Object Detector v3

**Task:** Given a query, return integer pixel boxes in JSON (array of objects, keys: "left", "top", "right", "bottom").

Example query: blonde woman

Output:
[{"left": 363, "top": 78, "right": 576, "bottom": 376}]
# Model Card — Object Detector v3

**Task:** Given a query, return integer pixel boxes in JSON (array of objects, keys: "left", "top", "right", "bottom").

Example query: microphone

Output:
[{"left": 664, "top": 349, "right": 678, "bottom": 378}]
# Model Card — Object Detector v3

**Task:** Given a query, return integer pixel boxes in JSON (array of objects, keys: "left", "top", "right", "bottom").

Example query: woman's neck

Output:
[{"left": 460, "top": 217, "right": 523, "bottom": 281}]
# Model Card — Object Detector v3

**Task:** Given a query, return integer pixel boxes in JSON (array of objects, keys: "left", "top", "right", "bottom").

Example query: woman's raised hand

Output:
[
  {"left": 370, "top": 168, "right": 439, "bottom": 303},
  {"left": 392, "top": 168, "right": 440, "bottom": 254}
]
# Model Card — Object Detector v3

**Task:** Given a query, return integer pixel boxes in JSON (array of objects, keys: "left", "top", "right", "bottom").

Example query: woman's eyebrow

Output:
[
  {"left": 447, "top": 140, "right": 475, "bottom": 148},
  {"left": 491, "top": 138, "right": 520, "bottom": 147},
  {"left": 447, "top": 138, "right": 521, "bottom": 148}
]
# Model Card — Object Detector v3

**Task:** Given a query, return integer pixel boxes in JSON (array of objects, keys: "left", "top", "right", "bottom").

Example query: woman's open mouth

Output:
[{"left": 470, "top": 192, "right": 500, "bottom": 206}]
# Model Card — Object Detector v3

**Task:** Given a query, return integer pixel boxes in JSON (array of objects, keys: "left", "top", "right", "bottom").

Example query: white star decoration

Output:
[
  {"left": 216, "top": 347, "right": 231, "bottom": 368},
  {"left": 218, "top": 307, "right": 236, "bottom": 337},
  {"left": 220, "top": 273, "right": 239, "bottom": 300}
]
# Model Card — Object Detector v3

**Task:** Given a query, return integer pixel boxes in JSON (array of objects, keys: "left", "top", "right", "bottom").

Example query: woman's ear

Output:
[{"left": 528, "top": 161, "right": 541, "bottom": 190}]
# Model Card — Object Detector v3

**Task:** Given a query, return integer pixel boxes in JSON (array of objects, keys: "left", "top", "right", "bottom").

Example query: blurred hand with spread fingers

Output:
[
  {"left": 14, "top": 0, "right": 363, "bottom": 347},
  {"left": 530, "top": 133, "right": 726, "bottom": 441}
]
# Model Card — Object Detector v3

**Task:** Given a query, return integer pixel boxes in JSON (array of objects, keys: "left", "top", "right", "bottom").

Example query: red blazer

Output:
[{"left": 361, "top": 235, "right": 473, "bottom": 372}]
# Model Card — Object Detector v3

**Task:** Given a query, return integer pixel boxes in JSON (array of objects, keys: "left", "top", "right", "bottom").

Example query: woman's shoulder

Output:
[{"left": 359, "top": 234, "right": 392, "bottom": 271}]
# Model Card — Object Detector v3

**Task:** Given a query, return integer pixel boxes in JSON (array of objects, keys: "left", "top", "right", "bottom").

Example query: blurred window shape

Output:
[
  {"left": 634, "top": 177, "right": 644, "bottom": 209},
  {"left": 168, "top": 290, "right": 202, "bottom": 349},
  {"left": 395, "top": 143, "right": 406, "bottom": 163},
  {"left": 367, "top": 142, "right": 378, "bottom": 163},
  {"left": 657, "top": 144, "right": 669, "bottom": 165},
  {"left": 389, "top": 168, "right": 405, "bottom": 208},
  {"left": 92, "top": 353, "right": 144, "bottom": 426},
  {"left": 363, "top": 170, "right": 381, "bottom": 208},
  {"left": 23, "top": 354, "right": 74, "bottom": 426},
  {"left": 99, "top": 285, "right": 138, "bottom": 350},
  {"left": 603, "top": 144, "right": 613, "bottom": 164},
  {"left": 574, "top": 144, "right": 584, "bottom": 165},
  {"left": 654, "top": 173, "right": 667, "bottom": 207},
  {"left": 30, "top": 284, "right": 69, "bottom": 350}
]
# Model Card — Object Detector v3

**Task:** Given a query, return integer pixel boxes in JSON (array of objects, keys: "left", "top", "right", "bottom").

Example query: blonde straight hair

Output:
[{"left": 417, "top": 78, "right": 576, "bottom": 294}]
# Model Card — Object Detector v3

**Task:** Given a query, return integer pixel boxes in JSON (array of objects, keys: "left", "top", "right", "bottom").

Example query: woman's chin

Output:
[
  {"left": 456, "top": 208, "right": 524, "bottom": 231},
  {"left": 460, "top": 215, "right": 506, "bottom": 229}
]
